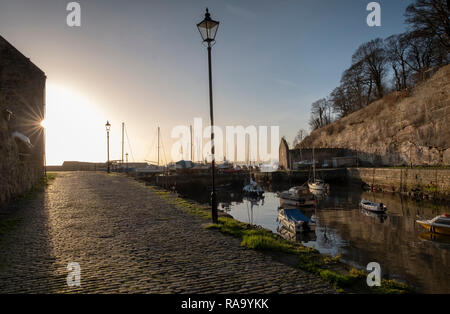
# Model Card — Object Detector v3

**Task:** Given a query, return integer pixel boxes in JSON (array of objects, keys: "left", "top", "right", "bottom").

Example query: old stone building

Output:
[
  {"left": 0, "top": 35, "right": 46, "bottom": 202},
  {"left": 279, "top": 138, "right": 356, "bottom": 170}
]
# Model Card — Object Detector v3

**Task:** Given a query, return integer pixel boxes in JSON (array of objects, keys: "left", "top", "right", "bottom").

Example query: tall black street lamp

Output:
[
  {"left": 105, "top": 120, "right": 111, "bottom": 173},
  {"left": 197, "top": 8, "right": 219, "bottom": 224}
]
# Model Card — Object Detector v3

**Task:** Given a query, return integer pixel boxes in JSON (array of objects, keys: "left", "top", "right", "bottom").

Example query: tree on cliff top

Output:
[
  {"left": 309, "top": 98, "right": 333, "bottom": 130},
  {"left": 352, "top": 38, "right": 387, "bottom": 99},
  {"left": 405, "top": 0, "right": 450, "bottom": 52}
]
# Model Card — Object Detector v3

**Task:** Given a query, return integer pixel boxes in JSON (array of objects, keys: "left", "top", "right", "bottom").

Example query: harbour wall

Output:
[
  {"left": 346, "top": 168, "right": 450, "bottom": 200},
  {"left": 141, "top": 167, "right": 449, "bottom": 201}
]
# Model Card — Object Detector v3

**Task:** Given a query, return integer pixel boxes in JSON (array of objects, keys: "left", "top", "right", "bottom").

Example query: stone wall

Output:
[
  {"left": 278, "top": 140, "right": 354, "bottom": 170},
  {"left": 347, "top": 168, "right": 450, "bottom": 199},
  {"left": 0, "top": 35, "right": 46, "bottom": 202},
  {"left": 290, "top": 148, "right": 351, "bottom": 163}
]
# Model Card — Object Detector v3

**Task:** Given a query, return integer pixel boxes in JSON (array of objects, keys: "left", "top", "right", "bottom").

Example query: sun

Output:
[{"left": 45, "top": 83, "right": 107, "bottom": 165}]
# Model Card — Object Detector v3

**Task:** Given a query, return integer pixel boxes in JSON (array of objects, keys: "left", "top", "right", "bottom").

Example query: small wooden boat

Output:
[
  {"left": 278, "top": 208, "right": 316, "bottom": 233},
  {"left": 417, "top": 214, "right": 450, "bottom": 235},
  {"left": 279, "top": 186, "right": 315, "bottom": 208},
  {"left": 360, "top": 200, "right": 387, "bottom": 213}
]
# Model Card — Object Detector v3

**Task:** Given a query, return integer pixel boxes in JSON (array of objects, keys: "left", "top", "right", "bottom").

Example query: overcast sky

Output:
[{"left": 0, "top": 0, "right": 413, "bottom": 165}]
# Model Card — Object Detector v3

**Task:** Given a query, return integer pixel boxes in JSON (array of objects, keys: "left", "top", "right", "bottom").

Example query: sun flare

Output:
[{"left": 45, "top": 84, "right": 107, "bottom": 165}]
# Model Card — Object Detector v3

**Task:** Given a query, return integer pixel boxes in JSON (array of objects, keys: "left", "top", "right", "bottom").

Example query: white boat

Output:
[
  {"left": 278, "top": 208, "right": 316, "bottom": 233},
  {"left": 308, "top": 179, "right": 328, "bottom": 191},
  {"left": 308, "top": 147, "right": 329, "bottom": 192},
  {"left": 279, "top": 186, "right": 315, "bottom": 208},
  {"left": 135, "top": 164, "right": 165, "bottom": 174},
  {"left": 243, "top": 178, "right": 264, "bottom": 197},
  {"left": 243, "top": 159, "right": 264, "bottom": 197},
  {"left": 360, "top": 200, "right": 387, "bottom": 213}
]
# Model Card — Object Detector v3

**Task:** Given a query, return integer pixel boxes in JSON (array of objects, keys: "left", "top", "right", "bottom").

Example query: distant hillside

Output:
[{"left": 299, "top": 65, "right": 450, "bottom": 166}]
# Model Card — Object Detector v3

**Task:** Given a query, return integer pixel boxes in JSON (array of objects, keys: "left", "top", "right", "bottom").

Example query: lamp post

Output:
[
  {"left": 197, "top": 8, "right": 220, "bottom": 224},
  {"left": 105, "top": 120, "right": 111, "bottom": 173},
  {"left": 125, "top": 152, "right": 129, "bottom": 173}
]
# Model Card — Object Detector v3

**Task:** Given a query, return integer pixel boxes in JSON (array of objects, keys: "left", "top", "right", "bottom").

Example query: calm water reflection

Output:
[{"left": 179, "top": 183, "right": 450, "bottom": 293}]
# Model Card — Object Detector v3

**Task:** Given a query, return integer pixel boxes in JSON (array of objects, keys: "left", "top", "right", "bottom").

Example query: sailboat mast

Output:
[
  {"left": 190, "top": 125, "right": 193, "bottom": 161},
  {"left": 313, "top": 147, "right": 316, "bottom": 181},
  {"left": 122, "top": 122, "right": 124, "bottom": 164},
  {"left": 157, "top": 126, "right": 160, "bottom": 167}
]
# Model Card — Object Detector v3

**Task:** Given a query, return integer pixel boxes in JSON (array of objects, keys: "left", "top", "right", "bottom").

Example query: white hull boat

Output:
[
  {"left": 308, "top": 148, "right": 329, "bottom": 192},
  {"left": 308, "top": 180, "right": 328, "bottom": 191},
  {"left": 279, "top": 186, "right": 315, "bottom": 208},
  {"left": 243, "top": 179, "right": 264, "bottom": 197},
  {"left": 360, "top": 200, "right": 387, "bottom": 213}
]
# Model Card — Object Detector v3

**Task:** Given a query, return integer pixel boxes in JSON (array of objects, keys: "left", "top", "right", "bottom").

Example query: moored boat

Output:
[
  {"left": 278, "top": 208, "right": 316, "bottom": 233},
  {"left": 279, "top": 186, "right": 315, "bottom": 208},
  {"left": 307, "top": 147, "right": 329, "bottom": 192},
  {"left": 416, "top": 214, "right": 450, "bottom": 235},
  {"left": 243, "top": 178, "right": 264, "bottom": 197},
  {"left": 360, "top": 200, "right": 387, "bottom": 213},
  {"left": 308, "top": 179, "right": 329, "bottom": 191}
]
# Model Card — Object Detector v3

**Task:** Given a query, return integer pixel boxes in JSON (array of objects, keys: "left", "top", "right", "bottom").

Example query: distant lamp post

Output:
[
  {"left": 197, "top": 8, "right": 220, "bottom": 224},
  {"left": 125, "top": 152, "right": 129, "bottom": 173},
  {"left": 105, "top": 120, "right": 111, "bottom": 173}
]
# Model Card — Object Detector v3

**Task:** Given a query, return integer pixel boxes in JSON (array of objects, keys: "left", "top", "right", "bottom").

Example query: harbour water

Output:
[{"left": 178, "top": 183, "right": 450, "bottom": 293}]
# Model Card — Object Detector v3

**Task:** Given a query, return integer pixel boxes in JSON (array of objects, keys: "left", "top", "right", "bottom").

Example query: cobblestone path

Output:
[{"left": 0, "top": 172, "right": 335, "bottom": 293}]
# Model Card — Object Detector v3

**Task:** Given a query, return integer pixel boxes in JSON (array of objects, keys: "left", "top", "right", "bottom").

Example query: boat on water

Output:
[
  {"left": 416, "top": 214, "right": 450, "bottom": 235},
  {"left": 307, "top": 147, "right": 329, "bottom": 192},
  {"left": 360, "top": 200, "right": 387, "bottom": 213},
  {"left": 243, "top": 178, "right": 264, "bottom": 197},
  {"left": 308, "top": 179, "right": 329, "bottom": 191},
  {"left": 243, "top": 159, "right": 264, "bottom": 197},
  {"left": 279, "top": 186, "right": 315, "bottom": 208},
  {"left": 278, "top": 208, "right": 316, "bottom": 233}
]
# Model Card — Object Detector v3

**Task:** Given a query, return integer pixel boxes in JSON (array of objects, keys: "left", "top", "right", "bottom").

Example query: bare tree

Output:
[
  {"left": 404, "top": 31, "right": 441, "bottom": 81},
  {"left": 292, "top": 129, "right": 308, "bottom": 148},
  {"left": 341, "top": 60, "right": 374, "bottom": 108},
  {"left": 405, "top": 0, "right": 450, "bottom": 52},
  {"left": 385, "top": 34, "right": 411, "bottom": 90},
  {"left": 329, "top": 86, "right": 352, "bottom": 119},
  {"left": 352, "top": 38, "right": 387, "bottom": 99},
  {"left": 309, "top": 98, "right": 333, "bottom": 131}
]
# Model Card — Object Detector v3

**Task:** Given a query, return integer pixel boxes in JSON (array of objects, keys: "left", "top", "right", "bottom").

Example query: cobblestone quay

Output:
[{"left": 0, "top": 172, "right": 334, "bottom": 293}]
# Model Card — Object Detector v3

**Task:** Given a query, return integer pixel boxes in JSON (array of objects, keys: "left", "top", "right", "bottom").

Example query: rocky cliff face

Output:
[{"left": 300, "top": 65, "right": 450, "bottom": 166}]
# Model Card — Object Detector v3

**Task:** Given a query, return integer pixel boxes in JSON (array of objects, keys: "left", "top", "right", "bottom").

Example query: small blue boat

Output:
[{"left": 278, "top": 208, "right": 316, "bottom": 233}]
